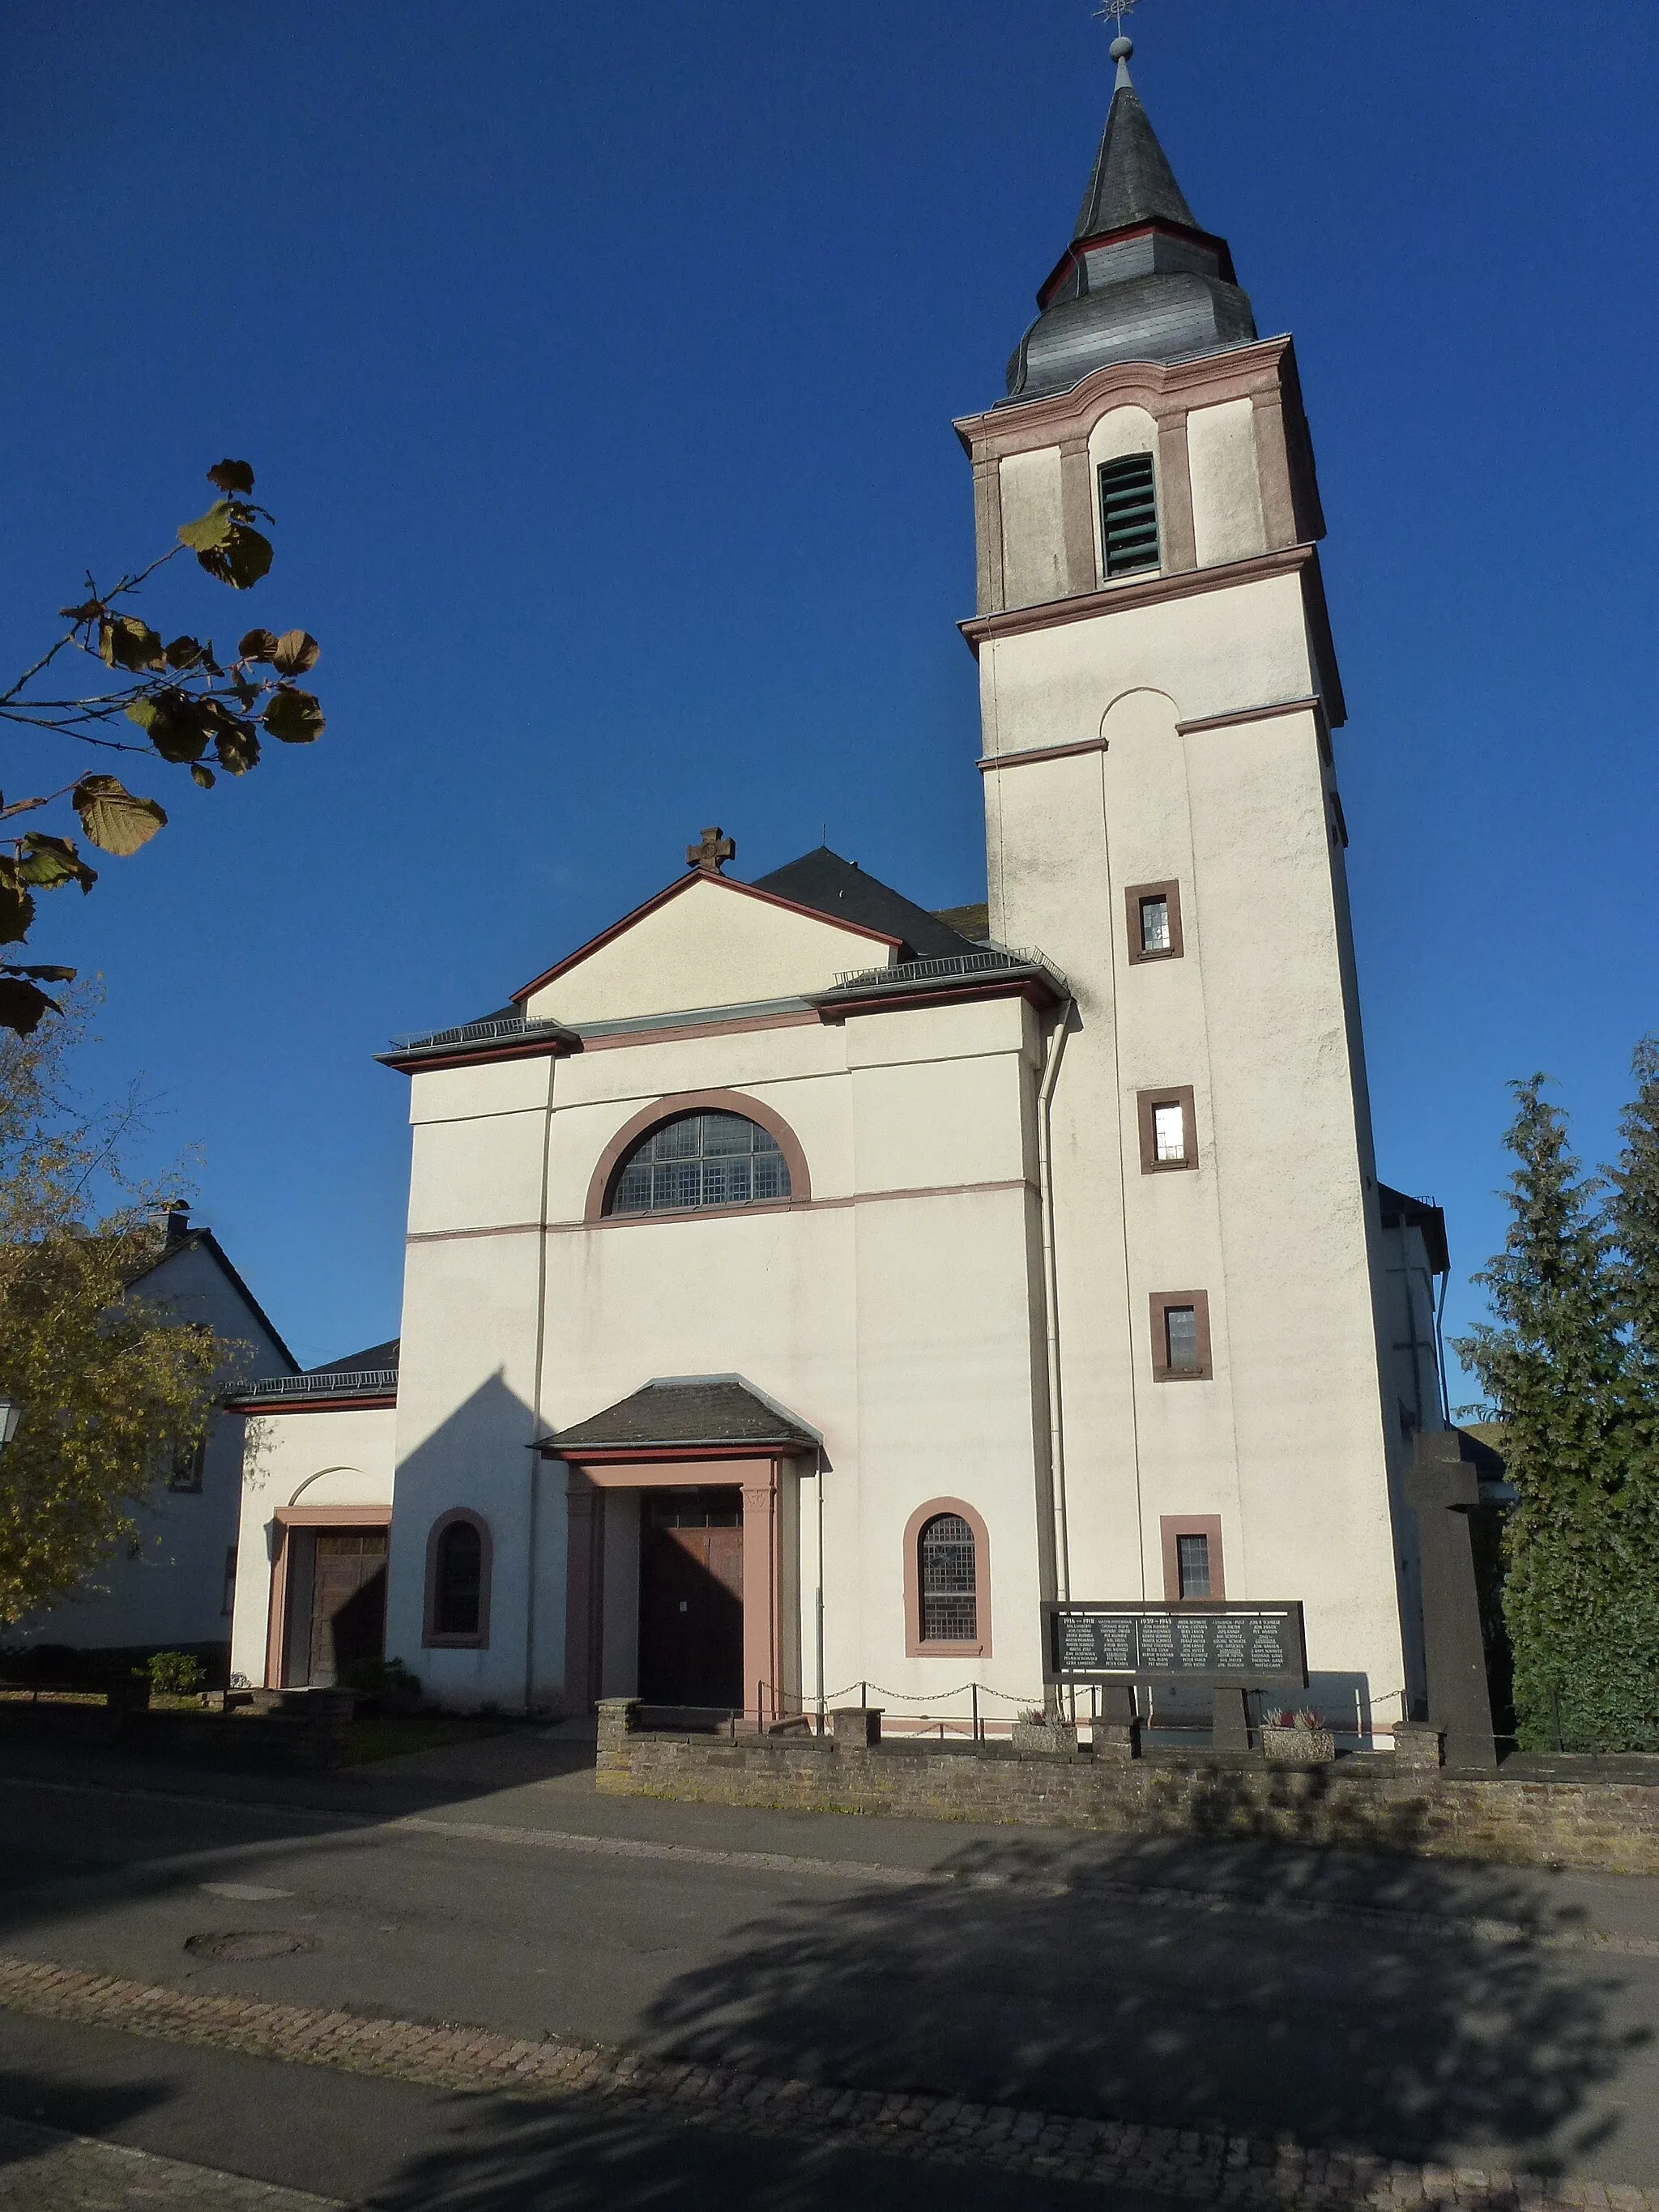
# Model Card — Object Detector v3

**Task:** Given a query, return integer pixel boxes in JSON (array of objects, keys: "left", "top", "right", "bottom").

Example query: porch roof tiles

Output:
[{"left": 539, "top": 1375, "right": 820, "bottom": 1457}]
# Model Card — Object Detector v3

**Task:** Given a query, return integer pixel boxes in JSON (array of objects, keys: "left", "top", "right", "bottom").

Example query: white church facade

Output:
[{"left": 229, "top": 42, "right": 1449, "bottom": 1740}]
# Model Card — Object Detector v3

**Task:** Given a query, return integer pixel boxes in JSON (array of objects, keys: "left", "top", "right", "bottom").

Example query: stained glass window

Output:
[
  {"left": 608, "top": 1110, "right": 791, "bottom": 1217},
  {"left": 919, "top": 1513, "right": 977, "bottom": 1643}
]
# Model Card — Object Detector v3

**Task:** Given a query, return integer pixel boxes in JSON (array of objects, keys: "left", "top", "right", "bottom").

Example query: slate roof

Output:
[
  {"left": 1074, "top": 79, "right": 1199, "bottom": 238},
  {"left": 753, "top": 848, "right": 982, "bottom": 964},
  {"left": 305, "top": 1339, "right": 400, "bottom": 1378},
  {"left": 1001, "top": 54, "right": 1257, "bottom": 403},
  {"left": 541, "top": 1375, "right": 820, "bottom": 1455}
]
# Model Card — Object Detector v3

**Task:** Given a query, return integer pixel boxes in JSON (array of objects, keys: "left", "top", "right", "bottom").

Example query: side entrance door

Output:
[
  {"left": 637, "top": 1490, "right": 744, "bottom": 1710},
  {"left": 308, "top": 1531, "right": 388, "bottom": 1686}
]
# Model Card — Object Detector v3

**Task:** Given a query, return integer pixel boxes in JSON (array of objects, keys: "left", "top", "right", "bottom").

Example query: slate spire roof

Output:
[
  {"left": 1001, "top": 40, "right": 1257, "bottom": 405},
  {"left": 1073, "top": 70, "right": 1198, "bottom": 240}
]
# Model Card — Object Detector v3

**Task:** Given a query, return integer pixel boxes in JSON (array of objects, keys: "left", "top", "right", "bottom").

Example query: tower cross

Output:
[{"left": 1094, "top": 0, "right": 1137, "bottom": 28}]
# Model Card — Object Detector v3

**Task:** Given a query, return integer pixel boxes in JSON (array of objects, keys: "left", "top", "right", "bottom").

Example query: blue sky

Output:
[{"left": 3, "top": 2, "right": 1656, "bottom": 1383}]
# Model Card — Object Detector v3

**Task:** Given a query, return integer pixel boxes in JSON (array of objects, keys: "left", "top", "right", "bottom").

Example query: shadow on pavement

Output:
[
  {"left": 0, "top": 2065, "right": 166, "bottom": 2171},
  {"left": 365, "top": 2091, "right": 1132, "bottom": 2212},
  {"left": 625, "top": 1820, "right": 1651, "bottom": 2179}
]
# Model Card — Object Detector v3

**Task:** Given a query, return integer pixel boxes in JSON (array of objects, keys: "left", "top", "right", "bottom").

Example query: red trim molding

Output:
[
  {"left": 582, "top": 1089, "right": 812, "bottom": 1222},
  {"left": 959, "top": 542, "right": 1319, "bottom": 658},
  {"left": 977, "top": 735, "right": 1110, "bottom": 776},
  {"left": 235, "top": 1395, "right": 397, "bottom": 1416},
  {"left": 423, "top": 1508, "right": 493, "bottom": 1650},
  {"left": 902, "top": 1497, "right": 992, "bottom": 1660},
  {"left": 511, "top": 870, "right": 902, "bottom": 1007}
]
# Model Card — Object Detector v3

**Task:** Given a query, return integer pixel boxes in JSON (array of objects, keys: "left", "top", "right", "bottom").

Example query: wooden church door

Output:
[{"left": 637, "top": 1490, "right": 744, "bottom": 1710}]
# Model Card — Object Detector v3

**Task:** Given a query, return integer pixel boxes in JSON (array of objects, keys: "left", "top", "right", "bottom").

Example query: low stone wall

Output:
[{"left": 595, "top": 1709, "right": 1659, "bottom": 1876}]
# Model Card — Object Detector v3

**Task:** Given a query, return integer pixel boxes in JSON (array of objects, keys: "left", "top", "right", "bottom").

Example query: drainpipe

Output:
[{"left": 1038, "top": 996, "right": 1075, "bottom": 1604}]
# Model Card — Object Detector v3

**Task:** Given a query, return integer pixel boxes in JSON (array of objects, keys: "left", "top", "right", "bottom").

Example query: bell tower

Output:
[{"left": 955, "top": 32, "right": 1415, "bottom": 1725}]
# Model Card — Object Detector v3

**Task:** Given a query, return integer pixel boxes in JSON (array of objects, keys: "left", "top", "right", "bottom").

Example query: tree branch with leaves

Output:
[{"left": 0, "top": 461, "right": 324, "bottom": 1034}]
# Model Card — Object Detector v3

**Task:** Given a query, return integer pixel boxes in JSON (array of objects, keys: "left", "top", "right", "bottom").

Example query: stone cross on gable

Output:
[{"left": 686, "top": 825, "right": 736, "bottom": 873}]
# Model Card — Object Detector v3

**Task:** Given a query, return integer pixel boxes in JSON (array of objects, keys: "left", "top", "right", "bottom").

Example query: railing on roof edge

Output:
[
  {"left": 831, "top": 947, "right": 1047, "bottom": 991},
  {"left": 243, "top": 1368, "right": 399, "bottom": 1400},
  {"left": 387, "top": 1014, "right": 561, "bottom": 1054}
]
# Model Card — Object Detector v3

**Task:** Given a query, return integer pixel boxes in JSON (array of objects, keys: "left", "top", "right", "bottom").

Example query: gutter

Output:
[{"left": 1037, "top": 995, "right": 1075, "bottom": 1605}]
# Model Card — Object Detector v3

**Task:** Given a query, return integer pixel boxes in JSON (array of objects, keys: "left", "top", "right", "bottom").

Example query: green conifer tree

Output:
[{"left": 1452, "top": 1075, "right": 1657, "bottom": 1750}]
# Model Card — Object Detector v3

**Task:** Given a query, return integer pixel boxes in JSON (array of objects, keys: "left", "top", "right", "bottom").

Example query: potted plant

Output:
[
  {"left": 1260, "top": 1707, "right": 1336, "bottom": 1764},
  {"left": 1011, "top": 1705, "right": 1078, "bottom": 1754}
]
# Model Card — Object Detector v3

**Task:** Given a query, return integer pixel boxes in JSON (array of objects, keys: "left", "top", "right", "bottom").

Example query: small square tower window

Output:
[
  {"left": 1098, "top": 452, "right": 1160, "bottom": 578},
  {"left": 1149, "top": 1289, "right": 1213, "bottom": 1381},
  {"left": 1137, "top": 1085, "right": 1196, "bottom": 1174},
  {"left": 1176, "top": 1532, "right": 1211, "bottom": 1598},
  {"left": 1124, "top": 881, "right": 1183, "bottom": 965}
]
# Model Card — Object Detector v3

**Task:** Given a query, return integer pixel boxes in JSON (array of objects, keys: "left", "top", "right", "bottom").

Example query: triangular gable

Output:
[{"left": 514, "top": 870, "right": 899, "bottom": 1026}]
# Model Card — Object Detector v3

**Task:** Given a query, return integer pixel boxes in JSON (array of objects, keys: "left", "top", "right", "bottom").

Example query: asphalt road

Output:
[{"left": 1, "top": 1730, "right": 1657, "bottom": 2205}]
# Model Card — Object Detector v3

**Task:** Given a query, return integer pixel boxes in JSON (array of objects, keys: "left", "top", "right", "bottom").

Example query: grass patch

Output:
[{"left": 339, "top": 1714, "right": 513, "bottom": 1766}]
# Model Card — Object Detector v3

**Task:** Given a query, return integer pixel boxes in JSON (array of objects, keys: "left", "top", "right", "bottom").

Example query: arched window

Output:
[
  {"left": 919, "top": 1513, "right": 977, "bottom": 1643},
  {"left": 607, "top": 1110, "right": 791, "bottom": 1217},
  {"left": 424, "top": 1511, "right": 492, "bottom": 1648}
]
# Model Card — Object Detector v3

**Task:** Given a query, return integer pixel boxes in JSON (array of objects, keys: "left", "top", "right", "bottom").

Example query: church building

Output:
[{"left": 229, "top": 37, "right": 1449, "bottom": 1740}]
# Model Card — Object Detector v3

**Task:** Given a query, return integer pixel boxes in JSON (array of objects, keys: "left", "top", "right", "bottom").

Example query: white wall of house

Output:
[{"left": 15, "top": 1235, "right": 292, "bottom": 1656}]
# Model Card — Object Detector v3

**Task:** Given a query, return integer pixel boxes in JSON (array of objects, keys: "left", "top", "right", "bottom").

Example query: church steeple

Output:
[{"left": 1002, "top": 37, "right": 1256, "bottom": 405}]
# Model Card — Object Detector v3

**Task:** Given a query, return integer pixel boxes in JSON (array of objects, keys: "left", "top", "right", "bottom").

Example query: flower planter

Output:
[
  {"left": 1012, "top": 1719, "right": 1078, "bottom": 1755},
  {"left": 1262, "top": 1725, "right": 1334, "bottom": 1765}
]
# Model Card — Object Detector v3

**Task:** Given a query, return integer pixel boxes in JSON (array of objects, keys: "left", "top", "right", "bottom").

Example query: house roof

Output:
[
  {"left": 125, "top": 1222, "right": 299, "bottom": 1375},
  {"left": 752, "top": 849, "right": 982, "bottom": 963},
  {"left": 539, "top": 1375, "right": 820, "bottom": 1457},
  {"left": 230, "top": 1336, "right": 399, "bottom": 1410}
]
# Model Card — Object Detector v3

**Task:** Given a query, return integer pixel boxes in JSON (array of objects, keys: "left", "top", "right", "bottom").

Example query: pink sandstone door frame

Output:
[{"left": 557, "top": 1450, "right": 795, "bottom": 1721}]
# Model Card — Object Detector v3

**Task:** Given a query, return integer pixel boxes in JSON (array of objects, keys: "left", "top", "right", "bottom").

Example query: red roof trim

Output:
[
  {"left": 539, "top": 1440, "right": 787, "bottom": 1463},
  {"left": 226, "top": 1392, "right": 397, "bottom": 1416},
  {"left": 510, "top": 871, "right": 903, "bottom": 1007}
]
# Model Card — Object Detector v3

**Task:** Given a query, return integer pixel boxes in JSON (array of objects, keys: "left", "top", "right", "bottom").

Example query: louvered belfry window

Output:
[
  {"left": 1098, "top": 452, "right": 1159, "bottom": 578},
  {"left": 608, "top": 1110, "right": 791, "bottom": 1216},
  {"left": 919, "top": 1513, "right": 977, "bottom": 1643}
]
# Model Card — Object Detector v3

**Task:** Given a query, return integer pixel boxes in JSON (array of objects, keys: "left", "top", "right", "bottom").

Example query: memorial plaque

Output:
[{"left": 1042, "top": 1600, "right": 1307, "bottom": 1687}]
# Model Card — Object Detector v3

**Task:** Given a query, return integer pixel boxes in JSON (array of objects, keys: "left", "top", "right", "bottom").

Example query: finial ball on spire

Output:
[{"left": 1110, "top": 35, "right": 1132, "bottom": 61}]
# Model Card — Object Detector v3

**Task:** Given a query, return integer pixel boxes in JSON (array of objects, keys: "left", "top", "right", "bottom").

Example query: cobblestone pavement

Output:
[
  {"left": 2, "top": 1954, "right": 1653, "bottom": 2212},
  {"left": 0, "top": 2112, "right": 343, "bottom": 2210}
]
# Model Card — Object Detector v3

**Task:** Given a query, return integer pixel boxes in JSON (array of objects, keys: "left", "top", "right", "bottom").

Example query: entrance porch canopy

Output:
[{"left": 534, "top": 1376, "right": 821, "bottom": 1720}]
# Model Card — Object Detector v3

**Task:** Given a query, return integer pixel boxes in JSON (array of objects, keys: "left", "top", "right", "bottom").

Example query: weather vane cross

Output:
[{"left": 1094, "top": 0, "right": 1137, "bottom": 28}]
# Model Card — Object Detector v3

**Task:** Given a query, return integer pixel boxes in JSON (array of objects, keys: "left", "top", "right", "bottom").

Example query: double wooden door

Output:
[
  {"left": 637, "top": 1490, "right": 744, "bottom": 1710},
  {"left": 308, "top": 1532, "right": 388, "bottom": 1686}
]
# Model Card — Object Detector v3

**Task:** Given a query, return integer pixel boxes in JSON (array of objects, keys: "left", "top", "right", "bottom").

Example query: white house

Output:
[
  {"left": 15, "top": 1206, "right": 296, "bottom": 1664},
  {"left": 230, "top": 41, "right": 1451, "bottom": 1736}
]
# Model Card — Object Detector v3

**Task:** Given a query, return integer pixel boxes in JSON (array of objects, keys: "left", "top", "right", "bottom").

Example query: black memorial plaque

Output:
[{"left": 1042, "top": 1600, "right": 1307, "bottom": 1687}]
